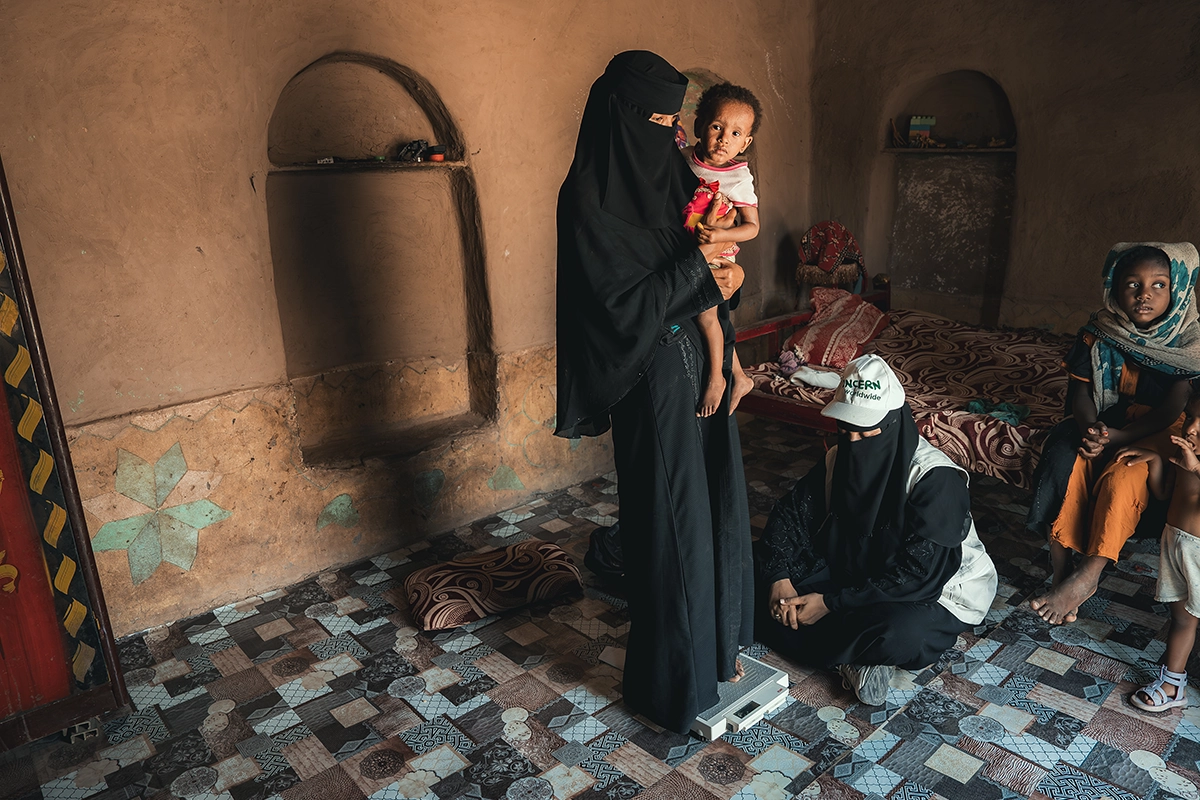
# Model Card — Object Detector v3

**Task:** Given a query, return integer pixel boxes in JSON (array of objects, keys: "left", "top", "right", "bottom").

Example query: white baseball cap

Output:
[{"left": 820, "top": 354, "right": 906, "bottom": 427}]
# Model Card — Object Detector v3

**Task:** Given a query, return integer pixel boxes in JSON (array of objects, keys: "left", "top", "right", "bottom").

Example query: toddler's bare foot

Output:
[
  {"left": 728, "top": 658, "right": 746, "bottom": 683},
  {"left": 698, "top": 374, "right": 726, "bottom": 417},
  {"left": 1030, "top": 572, "right": 1097, "bottom": 625},
  {"left": 729, "top": 367, "right": 754, "bottom": 415}
]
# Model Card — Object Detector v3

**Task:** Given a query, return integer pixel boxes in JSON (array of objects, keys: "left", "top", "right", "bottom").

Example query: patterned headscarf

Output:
[{"left": 1084, "top": 241, "right": 1200, "bottom": 411}]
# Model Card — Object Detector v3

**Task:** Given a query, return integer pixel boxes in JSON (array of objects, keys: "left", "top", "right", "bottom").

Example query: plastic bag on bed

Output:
[{"left": 789, "top": 365, "right": 842, "bottom": 389}]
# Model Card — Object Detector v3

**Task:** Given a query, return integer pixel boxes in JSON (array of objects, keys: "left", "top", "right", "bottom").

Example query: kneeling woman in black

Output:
[{"left": 754, "top": 355, "right": 998, "bottom": 704}]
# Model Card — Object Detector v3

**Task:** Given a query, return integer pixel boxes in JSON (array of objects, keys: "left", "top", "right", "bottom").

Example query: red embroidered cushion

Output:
[
  {"left": 403, "top": 539, "right": 583, "bottom": 631},
  {"left": 783, "top": 287, "right": 890, "bottom": 369}
]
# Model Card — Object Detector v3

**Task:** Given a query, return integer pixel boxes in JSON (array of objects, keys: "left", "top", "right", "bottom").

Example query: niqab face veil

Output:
[
  {"left": 569, "top": 51, "right": 693, "bottom": 229},
  {"left": 826, "top": 406, "right": 919, "bottom": 576}
]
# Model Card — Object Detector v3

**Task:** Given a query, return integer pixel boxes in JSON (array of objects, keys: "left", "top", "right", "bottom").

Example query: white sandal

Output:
[{"left": 1131, "top": 665, "right": 1189, "bottom": 712}]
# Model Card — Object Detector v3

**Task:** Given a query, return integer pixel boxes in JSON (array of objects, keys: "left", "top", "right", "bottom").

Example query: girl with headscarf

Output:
[
  {"left": 754, "top": 355, "right": 997, "bottom": 705},
  {"left": 1027, "top": 243, "right": 1200, "bottom": 624},
  {"left": 554, "top": 51, "right": 754, "bottom": 733}
]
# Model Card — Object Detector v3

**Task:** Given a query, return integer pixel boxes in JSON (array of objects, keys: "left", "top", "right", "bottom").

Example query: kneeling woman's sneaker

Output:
[
  {"left": 1131, "top": 665, "right": 1188, "bottom": 712},
  {"left": 837, "top": 664, "right": 894, "bottom": 706}
]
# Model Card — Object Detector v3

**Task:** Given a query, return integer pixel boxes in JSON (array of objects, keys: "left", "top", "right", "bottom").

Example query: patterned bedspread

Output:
[{"left": 744, "top": 308, "right": 1074, "bottom": 489}]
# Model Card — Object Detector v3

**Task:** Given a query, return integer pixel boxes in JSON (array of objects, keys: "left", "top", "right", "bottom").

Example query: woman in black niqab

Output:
[
  {"left": 754, "top": 400, "right": 987, "bottom": 682},
  {"left": 555, "top": 51, "right": 754, "bottom": 734}
]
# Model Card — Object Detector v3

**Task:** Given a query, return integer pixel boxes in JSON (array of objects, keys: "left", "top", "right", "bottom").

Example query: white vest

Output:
[{"left": 824, "top": 438, "right": 998, "bottom": 625}]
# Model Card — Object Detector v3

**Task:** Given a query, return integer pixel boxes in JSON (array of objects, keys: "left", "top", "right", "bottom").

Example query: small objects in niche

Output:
[
  {"left": 889, "top": 119, "right": 907, "bottom": 148},
  {"left": 872, "top": 272, "right": 890, "bottom": 289},
  {"left": 316, "top": 157, "right": 334, "bottom": 165},
  {"left": 395, "top": 139, "right": 430, "bottom": 162},
  {"left": 907, "top": 115, "right": 935, "bottom": 147},
  {"left": 426, "top": 144, "right": 447, "bottom": 162},
  {"left": 988, "top": 136, "right": 1012, "bottom": 148}
]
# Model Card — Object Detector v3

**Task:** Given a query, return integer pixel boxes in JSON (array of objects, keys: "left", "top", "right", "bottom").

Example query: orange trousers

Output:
[{"left": 1050, "top": 415, "right": 1183, "bottom": 561}]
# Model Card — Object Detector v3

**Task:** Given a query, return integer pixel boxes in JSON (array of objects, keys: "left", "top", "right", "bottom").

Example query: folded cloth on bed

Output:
[
  {"left": 783, "top": 287, "right": 890, "bottom": 369},
  {"left": 790, "top": 365, "right": 842, "bottom": 389}
]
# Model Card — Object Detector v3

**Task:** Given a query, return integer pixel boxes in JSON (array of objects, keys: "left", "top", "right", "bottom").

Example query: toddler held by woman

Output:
[{"left": 682, "top": 83, "right": 762, "bottom": 416}]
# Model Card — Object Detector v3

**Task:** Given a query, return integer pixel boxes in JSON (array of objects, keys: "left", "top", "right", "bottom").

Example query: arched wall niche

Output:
[
  {"left": 266, "top": 52, "right": 494, "bottom": 464},
  {"left": 865, "top": 69, "right": 1017, "bottom": 327},
  {"left": 268, "top": 63, "right": 437, "bottom": 165}
]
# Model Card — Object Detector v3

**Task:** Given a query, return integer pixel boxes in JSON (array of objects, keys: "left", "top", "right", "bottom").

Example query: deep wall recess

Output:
[
  {"left": 883, "top": 70, "right": 1017, "bottom": 326},
  {"left": 266, "top": 52, "right": 496, "bottom": 464}
]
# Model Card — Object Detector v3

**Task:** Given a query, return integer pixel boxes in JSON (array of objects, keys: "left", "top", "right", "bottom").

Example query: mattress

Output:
[{"left": 744, "top": 308, "right": 1073, "bottom": 489}]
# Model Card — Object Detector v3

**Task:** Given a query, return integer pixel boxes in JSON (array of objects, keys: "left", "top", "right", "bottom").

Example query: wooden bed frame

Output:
[{"left": 734, "top": 288, "right": 891, "bottom": 432}]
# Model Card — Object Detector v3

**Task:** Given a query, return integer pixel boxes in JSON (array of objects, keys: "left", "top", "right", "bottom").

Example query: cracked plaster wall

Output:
[{"left": 70, "top": 344, "right": 605, "bottom": 636}]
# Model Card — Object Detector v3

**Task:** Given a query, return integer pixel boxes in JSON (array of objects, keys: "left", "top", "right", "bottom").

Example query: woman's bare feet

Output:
[
  {"left": 729, "top": 366, "right": 754, "bottom": 415},
  {"left": 698, "top": 374, "right": 727, "bottom": 417},
  {"left": 1030, "top": 554, "right": 1107, "bottom": 625},
  {"left": 728, "top": 658, "right": 746, "bottom": 683}
]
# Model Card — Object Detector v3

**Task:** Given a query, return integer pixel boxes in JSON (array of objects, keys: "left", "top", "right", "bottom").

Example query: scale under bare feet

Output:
[
  {"left": 601, "top": 649, "right": 789, "bottom": 740},
  {"left": 692, "top": 655, "right": 789, "bottom": 740}
]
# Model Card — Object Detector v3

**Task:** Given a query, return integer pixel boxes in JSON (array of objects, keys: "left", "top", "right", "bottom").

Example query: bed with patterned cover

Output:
[{"left": 741, "top": 308, "right": 1074, "bottom": 490}]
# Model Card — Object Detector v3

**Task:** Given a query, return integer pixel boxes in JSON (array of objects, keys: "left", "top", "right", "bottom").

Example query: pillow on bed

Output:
[
  {"left": 783, "top": 287, "right": 889, "bottom": 369},
  {"left": 403, "top": 539, "right": 583, "bottom": 631}
]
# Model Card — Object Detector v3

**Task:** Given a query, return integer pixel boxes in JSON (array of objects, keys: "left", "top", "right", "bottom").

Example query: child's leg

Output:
[
  {"left": 1031, "top": 454, "right": 1102, "bottom": 625},
  {"left": 697, "top": 307, "right": 726, "bottom": 417},
  {"left": 1048, "top": 539, "right": 1074, "bottom": 590},
  {"left": 1163, "top": 601, "right": 1199, "bottom": 677},
  {"left": 1133, "top": 600, "right": 1197, "bottom": 708},
  {"left": 728, "top": 347, "right": 754, "bottom": 415}
]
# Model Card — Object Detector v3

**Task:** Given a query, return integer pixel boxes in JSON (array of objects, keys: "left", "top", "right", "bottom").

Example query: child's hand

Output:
[
  {"left": 702, "top": 193, "right": 736, "bottom": 229},
  {"left": 1078, "top": 423, "right": 1109, "bottom": 460},
  {"left": 1115, "top": 446, "right": 1159, "bottom": 466},
  {"left": 1169, "top": 435, "right": 1200, "bottom": 474}
]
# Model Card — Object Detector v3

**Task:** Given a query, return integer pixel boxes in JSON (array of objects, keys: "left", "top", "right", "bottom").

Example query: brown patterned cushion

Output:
[{"left": 403, "top": 539, "right": 583, "bottom": 631}]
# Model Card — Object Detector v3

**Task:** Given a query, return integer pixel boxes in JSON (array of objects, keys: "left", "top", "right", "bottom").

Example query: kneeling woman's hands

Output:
[{"left": 769, "top": 579, "right": 830, "bottom": 628}]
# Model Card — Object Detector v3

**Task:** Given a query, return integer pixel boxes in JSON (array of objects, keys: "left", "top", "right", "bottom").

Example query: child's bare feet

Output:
[
  {"left": 729, "top": 366, "right": 754, "bottom": 415},
  {"left": 1030, "top": 552, "right": 1108, "bottom": 624},
  {"left": 1028, "top": 541, "right": 1094, "bottom": 624},
  {"left": 698, "top": 373, "right": 726, "bottom": 417},
  {"left": 1029, "top": 581, "right": 1084, "bottom": 625},
  {"left": 728, "top": 658, "right": 746, "bottom": 683}
]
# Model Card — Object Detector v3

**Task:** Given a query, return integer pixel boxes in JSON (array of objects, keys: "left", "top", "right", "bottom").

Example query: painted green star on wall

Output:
[{"left": 85, "top": 443, "right": 232, "bottom": 585}]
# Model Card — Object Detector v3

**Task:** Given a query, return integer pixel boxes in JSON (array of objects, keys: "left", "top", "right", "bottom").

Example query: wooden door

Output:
[{"left": 0, "top": 155, "right": 126, "bottom": 749}]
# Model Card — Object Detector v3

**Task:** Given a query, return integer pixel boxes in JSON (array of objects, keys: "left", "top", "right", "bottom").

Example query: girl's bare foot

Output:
[
  {"left": 698, "top": 374, "right": 726, "bottom": 417},
  {"left": 1030, "top": 573, "right": 1095, "bottom": 624},
  {"left": 729, "top": 367, "right": 754, "bottom": 415},
  {"left": 728, "top": 658, "right": 746, "bottom": 683},
  {"left": 1030, "top": 553, "right": 1107, "bottom": 625}
]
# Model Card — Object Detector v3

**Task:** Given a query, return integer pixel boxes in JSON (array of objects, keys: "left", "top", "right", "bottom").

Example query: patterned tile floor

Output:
[{"left": 3, "top": 417, "right": 1198, "bottom": 800}]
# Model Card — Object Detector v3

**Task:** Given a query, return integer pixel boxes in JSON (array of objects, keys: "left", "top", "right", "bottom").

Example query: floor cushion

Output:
[{"left": 404, "top": 539, "right": 583, "bottom": 631}]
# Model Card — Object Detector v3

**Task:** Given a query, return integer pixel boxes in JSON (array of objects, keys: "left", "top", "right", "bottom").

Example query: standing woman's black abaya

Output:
[{"left": 555, "top": 51, "right": 755, "bottom": 734}]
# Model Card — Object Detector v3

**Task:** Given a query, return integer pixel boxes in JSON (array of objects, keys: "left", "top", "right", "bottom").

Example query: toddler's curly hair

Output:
[{"left": 694, "top": 82, "right": 763, "bottom": 137}]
